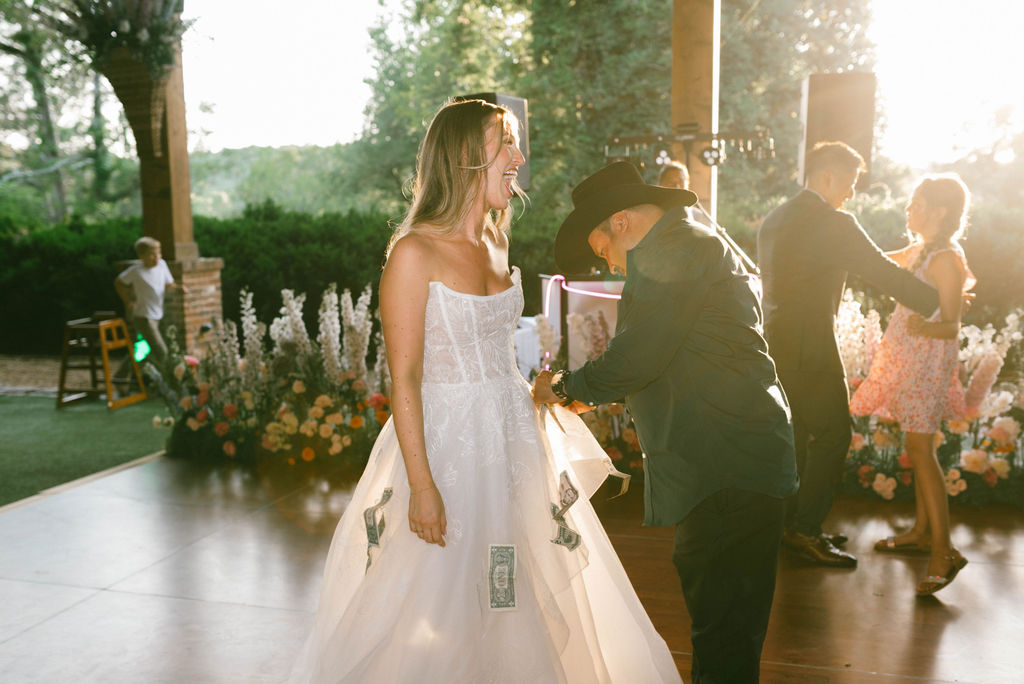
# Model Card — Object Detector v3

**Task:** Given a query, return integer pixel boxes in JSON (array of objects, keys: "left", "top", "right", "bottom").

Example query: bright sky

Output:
[
  {"left": 181, "top": 1, "right": 1024, "bottom": 168},
  {"left": 180, "top": 1, "right": 395, "bottom": 151}
]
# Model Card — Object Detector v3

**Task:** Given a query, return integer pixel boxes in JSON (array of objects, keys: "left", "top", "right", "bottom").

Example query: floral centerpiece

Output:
[
  {"left": 838, "top": 291, "right": 1024, "bottom": 506},
  {"left": 150, "top": 283, "right": 390, "bottom": 468}
]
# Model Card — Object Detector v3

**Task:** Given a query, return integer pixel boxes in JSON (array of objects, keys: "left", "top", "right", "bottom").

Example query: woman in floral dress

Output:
[{"left": 850, "top": 173, "right": 976, "bottom": 595}]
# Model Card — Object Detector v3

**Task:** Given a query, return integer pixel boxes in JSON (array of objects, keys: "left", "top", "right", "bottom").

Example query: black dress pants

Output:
[
  {"left": 672, "top": 488, "right": 785, "bottom": 683},
  {"left": 775, "top": 369, "right": 853, "bottom": 537}
]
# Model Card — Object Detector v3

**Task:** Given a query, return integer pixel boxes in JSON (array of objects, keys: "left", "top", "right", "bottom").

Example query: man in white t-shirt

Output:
[{"left": 114, "top": 236, "right": 182, "bottom": 368}]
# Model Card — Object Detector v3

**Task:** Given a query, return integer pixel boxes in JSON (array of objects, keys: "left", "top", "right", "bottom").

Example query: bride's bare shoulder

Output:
[{"left": 383, "top": 232, "right": 440, "bottom": 290}]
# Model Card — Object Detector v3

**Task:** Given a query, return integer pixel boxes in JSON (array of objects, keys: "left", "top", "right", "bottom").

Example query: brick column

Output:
[{"left": 165, "top": 257, "right": 225, "bottom": 355}]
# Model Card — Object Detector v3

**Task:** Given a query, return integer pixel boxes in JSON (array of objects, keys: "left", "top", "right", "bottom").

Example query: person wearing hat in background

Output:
[{"left": 533, "top": 161, "right": 798, "bottom": 683}]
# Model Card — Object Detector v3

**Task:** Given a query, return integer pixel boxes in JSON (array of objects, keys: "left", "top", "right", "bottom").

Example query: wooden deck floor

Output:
[{"left": 0, "top": 456, "right": 1020, "bottom": 683}]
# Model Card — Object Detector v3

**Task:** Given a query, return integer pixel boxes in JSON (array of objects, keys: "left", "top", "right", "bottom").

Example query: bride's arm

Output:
[{"left": 380, "top": 236, "right": 447, "bottom": 547}]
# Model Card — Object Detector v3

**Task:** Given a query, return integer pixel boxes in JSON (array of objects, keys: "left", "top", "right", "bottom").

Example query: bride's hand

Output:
[{"left": 409, "top": 485, "right": 447, "bottom": 547}]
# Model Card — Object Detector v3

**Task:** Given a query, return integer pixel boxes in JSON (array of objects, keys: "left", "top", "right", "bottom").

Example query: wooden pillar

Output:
[
  {"left": 671, "top": 0, "right": 720, "bottom": 221},
  {"left": 102, "top": 44, "right": 222, "bottom": 355}
]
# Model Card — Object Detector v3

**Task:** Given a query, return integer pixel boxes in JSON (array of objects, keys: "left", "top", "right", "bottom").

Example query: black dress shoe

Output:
[
  {"left": 783, "top": 530, "right": 857, "bottom": 567},
  {"left": 823, "top": 532, "right": 849, "bottom": 547}
]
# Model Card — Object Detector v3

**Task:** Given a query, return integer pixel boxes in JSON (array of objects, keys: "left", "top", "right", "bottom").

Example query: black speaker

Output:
[
  {"left": 798, "top": 72, "right": 876, "bottom": 187},
  {"left": 458, "top": 92, "right": 531, "bottom": 190}
]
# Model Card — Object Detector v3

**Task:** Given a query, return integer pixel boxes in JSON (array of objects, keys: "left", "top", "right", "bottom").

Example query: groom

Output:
[{"left": 533, "top": 162, "right": 798, "bottom": 683}]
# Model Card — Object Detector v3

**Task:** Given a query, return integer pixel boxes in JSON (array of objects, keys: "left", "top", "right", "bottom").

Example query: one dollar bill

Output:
[{"left": 488, "top": 544, "right": 517, "bottom": 611}]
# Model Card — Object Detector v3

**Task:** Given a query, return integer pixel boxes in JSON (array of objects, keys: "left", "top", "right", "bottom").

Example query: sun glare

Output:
[{"left": 870, "top": 0, "right": 1024, "bottom": 167}]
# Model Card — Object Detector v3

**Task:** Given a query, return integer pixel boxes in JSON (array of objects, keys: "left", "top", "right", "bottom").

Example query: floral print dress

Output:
[{"left": 850, "top": 244, "right": 975, "bottom": 433}]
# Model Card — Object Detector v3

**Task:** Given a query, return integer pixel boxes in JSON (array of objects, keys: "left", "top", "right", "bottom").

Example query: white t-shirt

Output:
[{"left": 118, "top": 259, "right": 174, "bottom": 320}]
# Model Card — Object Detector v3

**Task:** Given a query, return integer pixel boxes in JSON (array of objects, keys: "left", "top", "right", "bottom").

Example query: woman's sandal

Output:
[
  {"left": 874, "top": 536, "right": 931, "bottom": 554},
  {"left": 915, "top": 551, "right": 968, "bottom": 596}
]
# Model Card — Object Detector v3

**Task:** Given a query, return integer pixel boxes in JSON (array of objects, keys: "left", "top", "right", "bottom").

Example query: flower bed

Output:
[
  {"left": 150, "top": 283, "right": 389, "bottom": 468},
  {"left": 838, "top": 292, "right": 1024, "bottom": 506}
]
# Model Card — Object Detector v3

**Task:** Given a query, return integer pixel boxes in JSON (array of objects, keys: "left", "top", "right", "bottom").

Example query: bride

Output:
[{"left": 288, "top": 99, "right": 682, "bottom": 683}]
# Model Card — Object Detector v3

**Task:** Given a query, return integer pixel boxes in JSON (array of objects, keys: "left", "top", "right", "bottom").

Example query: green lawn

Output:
[{"left": 0, "top": 395, "right": 167, "bottom": 507}]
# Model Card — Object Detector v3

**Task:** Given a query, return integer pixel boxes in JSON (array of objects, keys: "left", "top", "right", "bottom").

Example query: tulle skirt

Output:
[{"left": 288, "top": 376, "right": 681, "bottom": 683}]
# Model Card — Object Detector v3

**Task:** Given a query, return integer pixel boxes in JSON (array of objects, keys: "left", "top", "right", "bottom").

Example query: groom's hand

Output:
[{"left": 532, "top": 370, "right": 558, "bottom": 405}]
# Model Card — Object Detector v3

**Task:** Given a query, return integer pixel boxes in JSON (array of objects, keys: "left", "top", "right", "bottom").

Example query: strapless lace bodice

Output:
[{"left": 422, "top": 266, "right": 524, "bottom": 385}]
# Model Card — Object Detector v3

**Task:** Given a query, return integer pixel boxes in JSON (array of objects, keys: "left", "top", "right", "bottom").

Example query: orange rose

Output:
[
  {"left": 301, "top": 447, "right": 316, "bottom": 462},
  {"left": 376, "top": 410, "right": 389, "bottom": 425},
  {"left": 350, "top": 415, "right": 364, "bottom": 429}
]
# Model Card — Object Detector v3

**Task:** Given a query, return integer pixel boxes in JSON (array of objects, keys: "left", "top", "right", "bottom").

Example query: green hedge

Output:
[
  {"left": 0, "top": 204, "right": 391, "bottom": 354},
  {"left": 0, "top": 202, "right": 558, "bottom": 355}
]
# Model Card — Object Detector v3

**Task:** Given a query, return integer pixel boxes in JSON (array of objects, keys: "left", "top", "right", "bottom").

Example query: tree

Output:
[{"left": 716, "top": 0, "right": 876, "bottom": 241}]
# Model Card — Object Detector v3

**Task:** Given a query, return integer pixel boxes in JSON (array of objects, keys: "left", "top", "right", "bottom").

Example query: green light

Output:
[{"left": 133, "top": 334, "right": 151, "bottom": 362}]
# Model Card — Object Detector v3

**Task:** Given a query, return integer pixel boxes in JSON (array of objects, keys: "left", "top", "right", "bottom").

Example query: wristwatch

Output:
[{"left": 551, "top": 370, "right": 571, "bottom": 403}]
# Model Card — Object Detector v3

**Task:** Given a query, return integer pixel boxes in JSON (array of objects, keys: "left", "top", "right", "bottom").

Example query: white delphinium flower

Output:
[
  {"left": 317, "top": 284, "right": 343, "bottom": 382},
  {"left": 137, "top": 28, "right": 149, "bottom": 43},
  {"left": 341, "top": 285, "right": 374, "bottom": 382},
  {"left": 371, "top": 329, "right": 390, "bottom": 397},
  {"left": 959, "top": 323, "right": 998, "bottom": 378},
  {"left": 239, "top": 289, "right": 265, "bottom": 390},
  {"left": 270, "top": 290, "right": 311, "bottom": 356},
  {"left": 979, "top": 390, "right": 1014, "bottom": 419},
  {"left": 835, "top": 290, "right": 873, "bottom": 386}
]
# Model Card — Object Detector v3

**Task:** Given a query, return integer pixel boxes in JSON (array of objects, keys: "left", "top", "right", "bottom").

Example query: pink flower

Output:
[
  {"left": 900, "top": 471, "right": 914, "bottom": 486},
  {"left": 982, "top": 469, "right": 998, "bottom": 487},
  {"left": 222, "top": 403, "right": 239, "bottom": 420},
  {"left": 849, "top": 433, "right": 866, "bottom": 452},
  {"left": 352, "top": 379, "right": 367, "bottom": 392},
  {"left": 987, "top": 426, "right": 1012, "bottom": 446},
  {"left": 369, "top": 393, "right": 388, "bottom": 410},
  {"left": 605, "top": 446, "right": 623, "bottom": 462},
  {"left": 184, "top": 355, "right": 200, "bottom": 367},
  {"left": 898, "top": 452, "right": 913, "bottom": 469},
  {"left": 214, "top": 421, "right": 230, "bottom": 437},
  {"left": 222, "top": 441, "right": 236, "bottom": 457}
]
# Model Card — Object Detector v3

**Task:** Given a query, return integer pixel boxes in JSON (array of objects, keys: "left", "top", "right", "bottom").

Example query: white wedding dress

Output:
[{"left": 288, "top": 267, "right": 682, "bottom": 684}]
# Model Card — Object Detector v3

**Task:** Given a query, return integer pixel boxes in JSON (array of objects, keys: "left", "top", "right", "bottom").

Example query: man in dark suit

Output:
[
  {"left": 757, "top": 141, "right": 939, "bottom": 567},
  {"left": 534, "top": 162, "right": 798, "bottom": 683}
]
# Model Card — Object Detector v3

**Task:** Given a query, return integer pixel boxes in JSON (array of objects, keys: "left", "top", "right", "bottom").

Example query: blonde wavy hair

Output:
[{"left": 386, "top": 99, "right": 523, "bottom": 258}]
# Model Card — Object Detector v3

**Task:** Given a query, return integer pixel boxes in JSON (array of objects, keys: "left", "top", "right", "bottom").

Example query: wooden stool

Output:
[{"left": 57, "top": 313, "right": 148, "bottom": 410}]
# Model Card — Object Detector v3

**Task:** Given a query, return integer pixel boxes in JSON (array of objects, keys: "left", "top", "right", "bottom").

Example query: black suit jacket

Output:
[{"left": 757, "top": 190, "right": 939, "bottom": 376}]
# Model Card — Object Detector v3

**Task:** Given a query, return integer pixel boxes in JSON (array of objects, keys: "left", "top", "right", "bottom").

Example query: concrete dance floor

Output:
[{"left": 0, "top": 455, "right": 1021, "bottom": 683}]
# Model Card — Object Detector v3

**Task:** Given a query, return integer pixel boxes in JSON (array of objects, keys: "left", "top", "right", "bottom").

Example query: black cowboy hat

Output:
[{"left": 555, "top": 162, "right": 698, "bottom": 274}]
